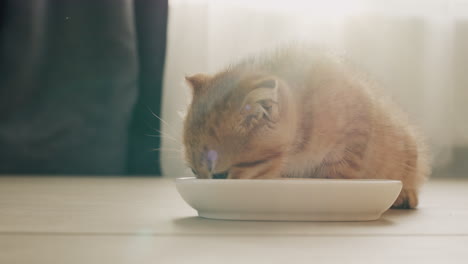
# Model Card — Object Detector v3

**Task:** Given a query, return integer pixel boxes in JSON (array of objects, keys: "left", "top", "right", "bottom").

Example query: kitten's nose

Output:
[{"left": 206, "top": 149, "right": 218, "bottom": 172}]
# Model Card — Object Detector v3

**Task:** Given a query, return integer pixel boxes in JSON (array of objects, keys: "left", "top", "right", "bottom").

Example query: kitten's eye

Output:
[{"left": 212, "top": 171, "right": 229, "bottom": 179}]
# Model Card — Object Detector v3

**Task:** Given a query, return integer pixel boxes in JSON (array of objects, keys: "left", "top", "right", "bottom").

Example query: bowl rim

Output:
[{"left": 175, "top": 177, "right": 402, "bottom": 185}]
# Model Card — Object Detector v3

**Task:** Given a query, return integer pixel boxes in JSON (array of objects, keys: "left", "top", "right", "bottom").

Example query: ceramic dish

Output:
[{"left": 175, "top": 177, "right": 402, "bottom": 221}]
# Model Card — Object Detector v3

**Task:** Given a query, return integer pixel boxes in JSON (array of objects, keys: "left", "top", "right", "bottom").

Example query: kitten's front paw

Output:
[{"left": 391, "top": 188, "right": 418, "bottom": 209}]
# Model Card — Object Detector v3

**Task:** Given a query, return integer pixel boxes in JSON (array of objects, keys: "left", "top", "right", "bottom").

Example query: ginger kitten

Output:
[{"left": 182, "top": 45, "right": 430, "bottom": 209}]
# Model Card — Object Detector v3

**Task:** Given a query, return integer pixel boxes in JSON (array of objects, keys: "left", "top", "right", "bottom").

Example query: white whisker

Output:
[
  {"left": 147, "top": 106, "right": 178, "bottom": 134},
  {"left": 145, "top": 133, "right": 181, "bottom": 145},
  {"left": 149, "top": 126, "right": 182, "bottom": 147}
]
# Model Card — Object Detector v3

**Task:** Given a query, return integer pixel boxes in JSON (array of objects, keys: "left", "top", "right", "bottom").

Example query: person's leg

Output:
[{"left": 126, "top": 0, "right": 168, "bottom": 175}]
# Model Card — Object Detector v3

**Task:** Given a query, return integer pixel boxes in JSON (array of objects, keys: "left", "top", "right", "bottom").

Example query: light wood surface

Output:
[{"left": 1, "top": 176, "right": 467, "bottom": 263}]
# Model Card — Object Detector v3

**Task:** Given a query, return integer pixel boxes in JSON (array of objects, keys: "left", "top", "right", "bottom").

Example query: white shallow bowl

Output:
[{"left": 175, "top": 177, "right": 402, "bottom": 221}]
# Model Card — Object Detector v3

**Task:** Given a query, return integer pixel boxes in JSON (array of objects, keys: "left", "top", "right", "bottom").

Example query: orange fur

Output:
[{"left": 183, "top": 45, "right": 430, "bottom": 209}]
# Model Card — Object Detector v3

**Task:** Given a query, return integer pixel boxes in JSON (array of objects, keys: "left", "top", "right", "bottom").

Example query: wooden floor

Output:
[{"left": 0, "top": 176, "right": 467, "bottom": 264}]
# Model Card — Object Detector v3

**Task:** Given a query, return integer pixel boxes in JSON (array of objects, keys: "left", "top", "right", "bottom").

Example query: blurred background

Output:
[{"left": 1, "top": 0, "right": 467, "bottom": 177}]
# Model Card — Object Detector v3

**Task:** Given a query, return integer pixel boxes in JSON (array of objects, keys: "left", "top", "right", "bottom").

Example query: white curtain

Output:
[{"left": 161, "top": 0, "right": 468, "bottom": 177}]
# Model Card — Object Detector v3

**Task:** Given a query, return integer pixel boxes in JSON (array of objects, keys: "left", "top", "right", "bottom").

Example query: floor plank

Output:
[{"left": 1, "top": 234, "right": 467, "bottom": 264}]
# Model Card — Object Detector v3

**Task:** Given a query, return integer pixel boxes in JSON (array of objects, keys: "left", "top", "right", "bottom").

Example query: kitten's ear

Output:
[
  {"left": 240, "top": 77, "right": 280, "bottom": 129},
  {"left": 185, "top": 74, "right": 211, "bottom": 95}
]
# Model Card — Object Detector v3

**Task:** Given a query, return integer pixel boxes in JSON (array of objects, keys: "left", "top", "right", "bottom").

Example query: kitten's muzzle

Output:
[{"left": 212, "top": 171, "right": 229, "bottom": 179}]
